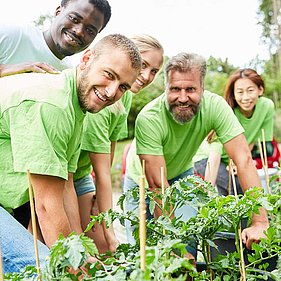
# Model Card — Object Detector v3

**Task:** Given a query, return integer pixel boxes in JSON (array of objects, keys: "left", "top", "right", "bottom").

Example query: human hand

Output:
[
  {"left": 226, "top": 164, "right": 237, "bottom": 175},
  {"left": 90, "top": 195, "right": 99, "bottom": 232},
  {"left": 67, "top": 256, "right": 98, "bottom": 280},
  {"left": 104, "top": 227, "right": 120, "bottom": 253},
  {"left": 241, "top": 221, "right": 269, "bottom": 249},
  {"left": 0, "top": 62, "right": 60, "bottom": 77}
]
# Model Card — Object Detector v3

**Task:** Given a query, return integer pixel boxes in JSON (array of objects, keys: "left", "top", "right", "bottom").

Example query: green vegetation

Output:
[{"left": 6, "top": 177, "right": 281, "bottom": 280}]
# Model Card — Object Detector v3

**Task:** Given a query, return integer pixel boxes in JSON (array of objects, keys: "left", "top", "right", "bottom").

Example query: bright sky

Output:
[{"left": 1, "top": 0, "right": 269, "bottom": 67}]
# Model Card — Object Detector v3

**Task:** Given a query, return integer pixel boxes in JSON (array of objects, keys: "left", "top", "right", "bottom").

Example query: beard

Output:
[
  {"left": 166, "top": 99, "right": 200, "bottom": 125},
  {"left": 56, "top": 43, "right": 75, "bottom": 57},
  {"left": 77, "top": 68, "right": 96, "bottom": 113}
]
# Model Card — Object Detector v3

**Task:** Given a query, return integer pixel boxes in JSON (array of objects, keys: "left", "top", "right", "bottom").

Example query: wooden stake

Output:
[
  {"left": 139, "top": 161, "right": 146, "bottom": 271},
  {"left": 0, "top": 246, "right": 3, "bottom": 281},
  {"left": 261, "top": 130, "right": 271, "bottom": 194},
  {"left": 258, "top": 138, "right": 271, "bottom": 194},
  {"left": 229, "top": 160, "right": 246, "bottom": 281},
  {"left": 160, "top": 167, "right": 166, "bottom": 236},
  {"left": 27, "top": 170, "right": 41, "bottom": 279}
]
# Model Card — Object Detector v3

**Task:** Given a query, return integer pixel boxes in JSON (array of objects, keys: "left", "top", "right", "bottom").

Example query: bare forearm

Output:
[
  {"left": 63, "top": 180, "right": 83, "bottom": 234},
  {"left": 237, "top": 164, "right": 268, "bottom": 224},
  {"left": 95, "top": 176, "right": 116, "bottom": 240},
  {"left": 36, "top": 207, "right": 72, "bottom": 248}
]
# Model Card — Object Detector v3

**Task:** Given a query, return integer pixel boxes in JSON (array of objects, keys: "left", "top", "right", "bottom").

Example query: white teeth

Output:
[
  {"left": 136, "top": 79, "right": 144, "bottom": 87},
  {"left": 65, "top": 33, "right": 78, "bottom": 45},
  {"left": 95, "top": 89, "right": 106, "bottom": 101}
]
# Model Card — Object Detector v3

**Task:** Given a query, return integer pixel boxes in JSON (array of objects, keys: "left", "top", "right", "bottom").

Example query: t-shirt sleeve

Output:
[
  {"left": 10, "top": 102, "right": 71, "bottom": 180},
  {"left": 0, "top": 24, "right": 20, "bottom": 62},
  {"left": 135, "top": 113, "right": 164, "bottom": 155},
  {"left": 211, "top": 96, "right": 244, "bottom": 143},
  {"left": 261, "top": 98, "right": 275, "bottom": 141},
  {"left": 81, "top": 112, "right": 111, "bottom": 154}
]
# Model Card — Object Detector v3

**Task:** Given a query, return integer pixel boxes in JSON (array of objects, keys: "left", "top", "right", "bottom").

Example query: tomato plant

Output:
[{"left": 4, "top": 176, "right": 281, "bottom": 280}]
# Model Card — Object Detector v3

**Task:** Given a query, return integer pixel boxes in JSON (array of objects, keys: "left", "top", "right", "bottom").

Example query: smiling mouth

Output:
[
  {"left": 94, "top": 88, "right": 107, "bottom": 102},
  {"left": 136, "top": 79, "right": 145, "bottom": 88},
  {"left": 64, "top": 31, "right": 83, "bottom": 46}
]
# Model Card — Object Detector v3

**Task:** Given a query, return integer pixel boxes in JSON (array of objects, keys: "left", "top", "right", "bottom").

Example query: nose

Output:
[
  {"left": 105, "top": 82, "right": 119, "bottom": 99},
  {"left": 178, "top": 89, "right": 189, "bottom": 103},
  {"left": 141, "top": 69, "right": 150, "bottom": 83},
  {"left": 241, "top": 91, "right": 250, "bottom": 100},
  {"left": 73, "top": 23, "right": 84, "bottom": 37}
]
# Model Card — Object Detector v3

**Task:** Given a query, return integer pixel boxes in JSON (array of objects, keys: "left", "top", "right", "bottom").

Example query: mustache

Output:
[{"left": 170, "top": 101, "right": 197, "bottom": 107}]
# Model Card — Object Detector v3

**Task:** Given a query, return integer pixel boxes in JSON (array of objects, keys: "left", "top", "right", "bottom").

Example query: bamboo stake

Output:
[
  {"left": 27, "top": 170, "right": 41, "bottom": 280},
  {"left": 0, "top": 246, "right": 3, "bottom": 281},
  {"left": 228, "top": 164, "right": 232, "bottom": 195},
  {"left": 258, "top": 138, "right": 271, "bottom": 194},
  {"left": 160, "top": 167, "right": 165, "bottom": 215},
  {"left": 139, "top": 161, "right": 146, "bottom": 271},
  {"left": 261, "top": 130, "right": 271, "bottom": 194},
  {"left": 229, "top": 160, "right": 246, "bottom": 281}
]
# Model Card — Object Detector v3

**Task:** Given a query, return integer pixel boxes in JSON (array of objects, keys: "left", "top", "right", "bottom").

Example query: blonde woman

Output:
[{"left": 73, "top": 34, "right": 164, "bottom": 253}]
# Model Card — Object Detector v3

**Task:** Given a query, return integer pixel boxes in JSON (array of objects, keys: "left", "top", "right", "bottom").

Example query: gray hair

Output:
[
  {"left": 92, "top": 34, "right": 142, "bottom": 71},
  {"left": 165, "top": 52, "right": 207, "bottom": 86}
]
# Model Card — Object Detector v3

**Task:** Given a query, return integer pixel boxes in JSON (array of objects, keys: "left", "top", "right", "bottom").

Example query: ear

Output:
[
  {"left": 258, "top": 86, "right": 264, "bottom": 96},
  {"left": 79, "top": 49, "right": 94, "bottom": 70},
  {"left": 55, "top": 6, "right": 62, "bottom": 16}
]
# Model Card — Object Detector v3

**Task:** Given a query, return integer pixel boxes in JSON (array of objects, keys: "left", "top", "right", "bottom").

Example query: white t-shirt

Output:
[{"left": 0, "top": 23, "right": 72, "bottom": 71}]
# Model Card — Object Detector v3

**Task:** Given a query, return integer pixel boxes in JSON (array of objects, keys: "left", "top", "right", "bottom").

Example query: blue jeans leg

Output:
[
  {"left": 0, "top": 206, "right": 49, "bottom": 273},
  {"left": 168, "top": 169, "right": 198, "bottom": 258},
  {"left": 123, "top": 169, "right": 198, "bottom": 258}
]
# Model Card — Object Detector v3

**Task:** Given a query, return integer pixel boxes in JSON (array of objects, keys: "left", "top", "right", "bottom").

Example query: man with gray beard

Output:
[{"left": 123, "top": 52, "right": 269, "bottom": 262}]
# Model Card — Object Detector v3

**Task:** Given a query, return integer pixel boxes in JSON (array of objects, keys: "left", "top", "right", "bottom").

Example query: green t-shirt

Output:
[
  {"left": 193, "top": 96, "right": 275, "bottom": 164},
  {"left": 126, "top": 91, "right": 244, "bottom": 184},
  {"left": 73, "top": 91, "right": 133, "bottom": 181},
  {"left": 220, "top": 96, "right": 274, "bottom": 163},
  {"left": 0, "top": 69, "right": 85, "bottom": 210}
]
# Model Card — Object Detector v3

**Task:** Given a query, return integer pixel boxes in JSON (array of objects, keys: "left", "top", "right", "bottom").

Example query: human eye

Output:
[
  {"left": 68, "top": 14, "right": 79, "bottom": 24},
  {"left": 86, "top": 27, "right": 97, "bottom": 37},
  {"left": 186, "top": 87, "right": 196, "bottom": 93},
  {"left": 170, "top": 86, "right": 180, "bottom": 92},
  {"left": 119, "top": 84, "right": 128, "bottom": 93},
  {"left": 104, "top": 71, "right": 114, "bottom": 79},
  {"left": 142, "top": 62, "right": 147, "bottom": 69},
  {"left": 151, "top": 69, "right": 158, "bottom": 76}
]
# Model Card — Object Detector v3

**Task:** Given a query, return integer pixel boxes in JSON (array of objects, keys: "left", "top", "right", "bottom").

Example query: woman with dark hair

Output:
[{"left": 193, "top": 68, "right": 275, "bottom": 195}]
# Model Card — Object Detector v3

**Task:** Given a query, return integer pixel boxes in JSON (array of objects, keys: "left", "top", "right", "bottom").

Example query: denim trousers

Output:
[
  {"left": 0, "top": 206, "right": 49, "bottom": 273},
  {"left": 123, "top": 168, "right": 197, "bottom": 258}
]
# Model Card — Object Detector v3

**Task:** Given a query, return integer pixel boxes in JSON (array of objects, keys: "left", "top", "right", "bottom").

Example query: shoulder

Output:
[
  {"left": 201, "top": 90, "right": 230, "bottom": 113},
  {"left": 0, "top": 23, "right": 40, "bottom": 38},
  {"left": 258, "top": 96, "right": 275, "bottom": 109},
  {"left": 137, "top": 94, "right": 165, "bottom": 121}
]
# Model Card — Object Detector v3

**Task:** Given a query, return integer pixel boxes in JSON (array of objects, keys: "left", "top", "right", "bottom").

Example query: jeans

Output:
[
  {"left": 74, "top": 174, "right": 96, "bottom": 197},
  {"left": 194, "top": 158, "right": 243, "bottom": 196},
  {"left": 0, "top": 207, "right": 49, "bottom": 274},
  {"left": 123, "top": 168, "right": 197, "bottom": 258}
]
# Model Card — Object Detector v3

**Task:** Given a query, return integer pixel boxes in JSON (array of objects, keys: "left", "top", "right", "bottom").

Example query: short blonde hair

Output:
[{"left": 130, "top": 34, "right": 164, "bottom": 54}]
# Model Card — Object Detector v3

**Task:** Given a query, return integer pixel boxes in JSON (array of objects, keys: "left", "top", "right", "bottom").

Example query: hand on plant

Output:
[
  {"left": 90, "top": 194, "right": 98, "bottom": 232},
  {"left": 241, "top": 221, "right": 269, "bottom": 249},
  {"left": 105, "top": 226, "right": 120, "bottom": 253},
  {"left": 184, "top": 252, "right": 196, "bottom": 267},
  {"left": 226, "top": 163, "right": 237, "bottom": 175},
  {"left": 68, "top": 256, "right": 98, "bottom": 280}
]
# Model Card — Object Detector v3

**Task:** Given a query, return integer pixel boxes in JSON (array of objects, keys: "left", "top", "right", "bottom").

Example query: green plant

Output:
[{"left": 5, "top": 176, "right": 281, "bottom": 280}]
